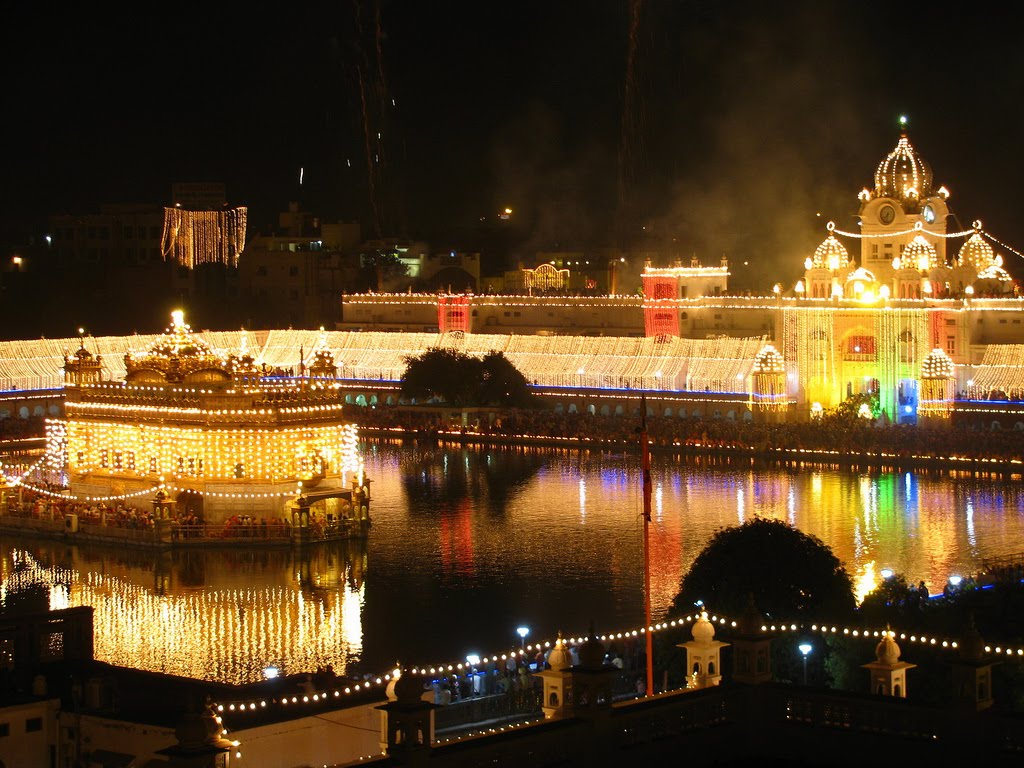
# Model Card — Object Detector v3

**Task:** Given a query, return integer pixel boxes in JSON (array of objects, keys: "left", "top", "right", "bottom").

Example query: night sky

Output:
[{"left": 5, "top": 1, "right": 1024, "bottom": 289}]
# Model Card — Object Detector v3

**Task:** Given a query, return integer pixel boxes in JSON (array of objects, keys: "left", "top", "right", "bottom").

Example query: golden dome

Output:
[
  {"left": 904, "top": 235, "right": 940, "bottom": 272},
  {"left": 958, "top": 233, "right": 995, "bottom": 270},
  {"left": 874, "top": 128, "right": 934, "bottom": 200},
  {"left": 125, "top": 311, "right": 228, "bottom": 384},
  {"left": 811, "top": 235, "right": 850, "bottom": 270}
]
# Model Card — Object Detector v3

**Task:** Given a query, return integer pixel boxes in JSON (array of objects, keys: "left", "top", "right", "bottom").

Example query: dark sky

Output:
[{"left": 5, "top": 1, "right": 1024, "bottom": 287}]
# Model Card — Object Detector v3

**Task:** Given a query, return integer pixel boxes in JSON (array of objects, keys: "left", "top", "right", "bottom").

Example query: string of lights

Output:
[
  {"left": 206, "top": 609, "right": 1024, "bottom": 717},
  {"left": 829, "top": 220, "right": 977, "bottom": 240}
]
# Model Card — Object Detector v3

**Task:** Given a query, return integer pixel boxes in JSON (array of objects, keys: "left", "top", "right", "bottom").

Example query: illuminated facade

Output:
[
  {"left": 53, "top": 313, "right": 364, "bottom": 522},
  {"left": 2, "top": 124, "right": 1023, "bottom": 428},
  {"left": 329, "top": 124, "right": 1024, "bottom": 424}
]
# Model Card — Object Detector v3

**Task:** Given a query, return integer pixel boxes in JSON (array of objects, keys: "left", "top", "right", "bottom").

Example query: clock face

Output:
[
  {"left": 879, "top": 205, "right": 896, "bottom": 225},
  {"left": 923, "top": 204, "right": 936, "bottom": 224}
]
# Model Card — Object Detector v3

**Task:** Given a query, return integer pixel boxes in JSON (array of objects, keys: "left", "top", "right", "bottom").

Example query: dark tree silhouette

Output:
[
  {"left": 671, "top": 518, "right": 856, "bottom": 622},
  {"left": 479, "top": 351, "right": 533, "bottom": 407},
  {"left": 401, "top": 348, "right": 534, "bottom": 408}
]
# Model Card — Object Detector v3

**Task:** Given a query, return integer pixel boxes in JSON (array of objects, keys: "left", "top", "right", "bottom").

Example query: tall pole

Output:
[{"left": 641, "top": 394, "right": 653, "bottom": 696}]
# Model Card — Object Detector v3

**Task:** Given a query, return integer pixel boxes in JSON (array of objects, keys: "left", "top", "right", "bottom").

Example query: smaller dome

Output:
[
  {"left": 174, "top": 702, "right": 232, "bottom": 751},
  {"left": 846, "top": 266, "right": 876, "bottom": 283},
  {"left": 753, "top": 346, "right": 785, "bottom": 375},
  {"left": 958, "top": 233, "right": 995, "bottom": 271},
  {"left": 875, "top": 632, "right": 901, "bottom": 666},
  {"left": 922, "top": 348, "right": 955, "bottom": 380},
  {"left": 904, "top": 235, "right": 940, "bottom": 272},
  {"left": 811, "top": 235, "right": 850, "bottom": 270},
  {"left": 737, "top": 594, "right": 764, "bottom": 635},
  {"left": 691, "top": 610, "right": 716, "bottom": 643},
  {"left": 577, "top": 630, "right": 607, "bottom": 668},
  {"left": 546, "top": 634, "right": 573, "bottom": 671},
  {"left": 394, "top": 669, "right": 427, "bottom": 704}
]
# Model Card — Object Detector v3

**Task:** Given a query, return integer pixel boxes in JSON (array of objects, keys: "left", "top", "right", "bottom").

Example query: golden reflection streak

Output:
[{"left": 2, "top": 551, "right": 363, "bottom": 684}]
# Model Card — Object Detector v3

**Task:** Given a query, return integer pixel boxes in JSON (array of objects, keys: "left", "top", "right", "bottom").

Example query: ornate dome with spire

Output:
[
  {"left": 546, "top": 633, "right": 573, "bottom": 671},
  {"left": 875, "top": 632, "right": 902, "bottom": 666},
  {"left": 691, "top": 610, "right": 717, "bottom": 643},
  {"left": 811, "top": 234, "right": 850, "bottom": 270},
  {"left": 904, "top": 234, "right": 941, "bottom": 272},
  {"left": 875, "top": 122, "right": 934, "bottom": 201},
  {"left": 958, "top": 232, "right": 996, "bottom": 270},
  {"left": 577, "top": 629, "right": 607, "bottom": 668},
  {"left": 125, "top": 310, "right": 230, "bottom": 384}
]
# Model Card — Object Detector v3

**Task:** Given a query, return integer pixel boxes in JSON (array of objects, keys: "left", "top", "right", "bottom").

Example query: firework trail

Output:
[
  {"left": 616, "top": 0, "right": 645, "bottom": 245},
  {"left": 352, "top": 0, "right": 384, "bottom": 237}
]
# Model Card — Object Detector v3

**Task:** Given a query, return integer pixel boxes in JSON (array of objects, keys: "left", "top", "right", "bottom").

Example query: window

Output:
[
  {"left": 871, "top": 244, "right": 879, "bottom": 256},
  {"left": 26, "top": 717, "right": 42, "bottom": 732},
  {"left": 945, "top": 335, "right": 956, "bottom": 355}
]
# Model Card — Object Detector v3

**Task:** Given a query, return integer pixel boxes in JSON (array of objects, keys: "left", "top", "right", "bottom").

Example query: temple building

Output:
[
  {"left": 3, "top": 123, "right": 1024, "bottom": 433},
  {"left": 52, "top": 312, "right": 365, "bottom": 523}
]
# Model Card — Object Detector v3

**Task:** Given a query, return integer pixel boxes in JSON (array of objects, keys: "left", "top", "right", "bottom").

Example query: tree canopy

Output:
[
  {"left": 401, "top": 348, "right": 534, "bottom": 408},
  {"left": 670, "top": 517, "right": 856, "bottom": 621}
]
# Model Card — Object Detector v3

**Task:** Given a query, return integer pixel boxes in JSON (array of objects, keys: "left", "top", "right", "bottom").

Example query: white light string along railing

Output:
[{"left": 209, "top": 611, "right": 1024, "bottom": 718}]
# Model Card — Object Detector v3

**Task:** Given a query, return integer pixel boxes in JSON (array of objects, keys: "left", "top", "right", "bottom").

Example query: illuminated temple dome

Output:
[
  {"left": 125, "top": 310, "right": 230, "bottom": 384},
  {"left": 903, "top": 234, "right": 941, "bottom": 272},
  {"left": 811, "top": 234, "right": 850, "bottom": 270},
  {"left": 874, "top": 126, "right": 934, "bottom": 200},
  {"left": 957, "top": 233, "right": 996, "bottom": 270}
]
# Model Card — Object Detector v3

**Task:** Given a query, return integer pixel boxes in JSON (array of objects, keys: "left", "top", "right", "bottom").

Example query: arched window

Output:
[
  {"left": 708, "top": 661, "right": 716, "bottom": 675},
  {"left": 549, "top": 691, "right": 559, "bottom": 706}
]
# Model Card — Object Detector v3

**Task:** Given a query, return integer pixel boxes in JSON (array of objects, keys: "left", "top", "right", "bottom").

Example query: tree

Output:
[
  {"left": 479, "top": 351, "right": 533, "bottom": 407},
  {"left": 670, "top": 518, "right": 856, "bottom": 622},
  {"left": 359, "top": 248, "right": 409, "bottom": 292},
  {"left": 400, "top": 348, "right": 535, "bottom": 408},
  {"left": 401, "top": 348, "right": 481, "bottom": 406}
]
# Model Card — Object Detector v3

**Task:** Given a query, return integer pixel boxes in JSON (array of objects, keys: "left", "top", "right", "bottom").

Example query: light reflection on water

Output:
[{"left": 3, "top": 441, "right": 1024, "bottom": 683}]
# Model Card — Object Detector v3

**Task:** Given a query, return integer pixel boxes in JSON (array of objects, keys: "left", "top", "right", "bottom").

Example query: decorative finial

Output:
[{"left": 899, "top": 114, "right": 908, "bottom": 135}]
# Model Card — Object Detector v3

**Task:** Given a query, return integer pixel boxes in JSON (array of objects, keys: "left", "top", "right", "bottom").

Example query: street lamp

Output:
[
  {"left": 516, "top": 626, "right": 529, "bottom": 649},
  {"left": 798, "top": 643, "right": 812, "bottom": 686}
]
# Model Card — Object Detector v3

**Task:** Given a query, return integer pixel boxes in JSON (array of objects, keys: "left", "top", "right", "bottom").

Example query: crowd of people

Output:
[
  {"left": 350, "top": 406, "right": 1024, "bottom": 465},
  {"left": 2, "top": 496, "right": 299, "bottom": 541},
  {"left": 422, "top": 636, "right": 643, "bottom": 705}
]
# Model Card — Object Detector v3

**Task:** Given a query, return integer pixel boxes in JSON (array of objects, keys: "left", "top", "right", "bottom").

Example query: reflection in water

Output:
[
  {"left": 4, "top": 442, "right": 1024, "bottom": 683},
  {"left": 0, "top": 542, "right": 366, "bottom": 685}
]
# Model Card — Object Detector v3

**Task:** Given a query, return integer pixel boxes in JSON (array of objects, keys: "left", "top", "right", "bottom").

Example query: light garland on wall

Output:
[
  {"left": 160, "top": 207, "right": 247, "bottom": 268},
  {"left": 202, "top": 608, "right": 1024, "bottom": 720}
]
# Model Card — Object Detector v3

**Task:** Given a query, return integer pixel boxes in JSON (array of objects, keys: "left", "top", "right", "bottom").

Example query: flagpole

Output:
[{"left": 641, "top": 394, "right": 654, "bottom": 696}]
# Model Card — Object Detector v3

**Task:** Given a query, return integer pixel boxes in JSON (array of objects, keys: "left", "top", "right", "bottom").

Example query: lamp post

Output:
[
  {"left": 516, "top": 626, "right": 529, "bottom": 649},
  {"left": 798, "top": 642, "right": 812, "bottom": 686}
]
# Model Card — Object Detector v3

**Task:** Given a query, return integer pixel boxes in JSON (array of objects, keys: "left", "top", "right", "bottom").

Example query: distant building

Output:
[{"left": 239, "top": 203, "right": 362, "bottom": 327}]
